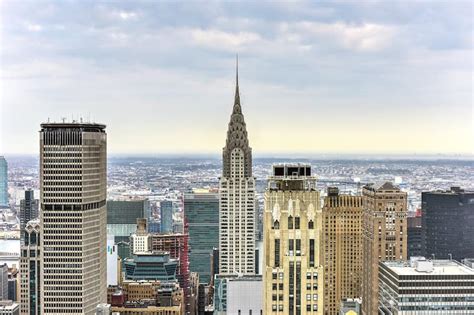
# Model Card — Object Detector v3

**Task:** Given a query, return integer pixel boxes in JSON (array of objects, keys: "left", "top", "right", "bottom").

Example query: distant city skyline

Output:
[{"left": 1, "top": 1, "right": 473, "bottom": 155}]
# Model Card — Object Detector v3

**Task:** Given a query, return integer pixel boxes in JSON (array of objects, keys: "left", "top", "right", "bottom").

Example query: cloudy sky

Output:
[{"left": 0, "top": 1, "right": 472, "bottom": 156}]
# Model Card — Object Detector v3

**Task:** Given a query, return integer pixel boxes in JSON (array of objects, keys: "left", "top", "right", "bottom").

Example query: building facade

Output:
[
  {"left": 219, "top": 64, "right": 256, "bottom": 276},
  {"left": 0, "top": 301, "right": 20, "bottom": 315},
  {"left": 361, "top": 182, "right": 407, "bottom": 315},
  {"left": 150, "top": 233, "right": 189, "bottom": 297},
  {"left": 130, "top": 218, "right": 151, "bottom": 254},
  {"left": 160, "top": 200, "right": 173, "bottom": 233},
  {"left": 0, "top": 264, "right": 7, "bottom": 300},
  {"left": 263, "top": 164, "right": 324, "bottom": 314},
  {"left": 19, "top": 219, "right": 41, "bottom": 315},
  {"left": 107, "top": 199, "right": 151, "bottom": 243},
  {"left": 407, "top": 211, "right": 423, "bottom": 258},
  {"left": 321, "top": 187, "right": 362, "bottom": 315},
  {"left": 213, "top": 274, "right": 263, "bottom": 315},
  {"left": 184, "top": 189, "right": 219, "bottom": 284},
  {"left": 379, "top": 258, "right": 474, "bottom": 314},
  {"left": 422, "top": 187, "right": 474, "bottom": 261},
  {"left": 19, "top": 190, "right": 39, "bottom": 245},
  {"left": 123, "top": 252, "right": 178, "bottom": 282},
  {"left": 39, "top": 122, "right": 107, "bottom": 314},
  {"left": 0, "top": 156, "right": 8, "bottom": 207}
]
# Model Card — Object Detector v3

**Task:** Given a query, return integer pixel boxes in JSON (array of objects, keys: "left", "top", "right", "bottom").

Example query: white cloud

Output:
[
  {"left": 26, "top": 23, "right": 43, "bottom": 32},
  {"left": 190, "top": 29, "right": 261, "bottom": 49},
  {"left": 280, "top": 21, "right": 397, "bottom": 52},
  {"left": 114, "top": 10, "right": 138, "bottom": 21}
]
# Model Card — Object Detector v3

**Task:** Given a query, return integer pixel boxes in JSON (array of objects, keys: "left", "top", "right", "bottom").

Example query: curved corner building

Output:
[{"left": 39, "top": 122, "right": 107, "bottom": 314}]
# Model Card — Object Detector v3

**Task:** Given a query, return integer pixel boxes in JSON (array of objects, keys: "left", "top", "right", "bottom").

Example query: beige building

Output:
[
  {"left": 263, "top": 164, "right": 324, "bottom": 314},
  {"left": 361, "top": 182, "right": 407, "bottom": 315},
  {"left": 39, "top": 122, "right": 107, "bottom": 314},
  {"left": 321, "top": 187, "right": 363, "bottom": 315}
]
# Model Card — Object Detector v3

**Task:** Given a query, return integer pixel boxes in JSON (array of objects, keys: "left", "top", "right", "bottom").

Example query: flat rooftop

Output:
[{"left": 383, "top": 260, "right": 474, "bottom": 276}]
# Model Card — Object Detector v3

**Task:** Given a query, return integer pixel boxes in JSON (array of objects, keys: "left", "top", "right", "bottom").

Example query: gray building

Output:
[
  {"left": 19, "top": 190, "right": 39, "bottom": 245},
  {"left": 160, "top": 200, "right": 173, "bottom": 233},
  {"left": 0, "top": 157, "right": 7, "bottom": 207},
  {"left": 0, "top": 301, "right": 19, "bottom": 315},
  {"left": 214, "top": 274, "right": 263, "bottom": 315},
  {"left": 0, "top": 264, "right": 7, "bottom": 300},
  {"left": 184, "top": 189, "right": 219, "bottom": 284},
  {"left": 39, "top": 122, "right": 107, "bottom": 314},
  {"left": 422, "top": 187, "right": 474, "bottom": 261},
  {"left": 107, "top": 199, "right": 151, "bottom": 243},
  {"left": 379, "top": 258, "right": 474, "bottom": 314}
]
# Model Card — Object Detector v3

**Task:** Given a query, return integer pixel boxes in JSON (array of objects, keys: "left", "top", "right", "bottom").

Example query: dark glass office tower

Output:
[
  {"left": 407, "top": 212, "right": 423, "bottom": 258},
  {"left": 160, "top": 200, "right": 173, "bottom": 233},
  {"left": 184, "top": 189, "right": 219, "bottom": 284},
  {"left": 20, "top": 189, "right": 39, "bottom": 245},
  {"left": 422, "top": 187, "right": 474, "bottom": 261}
]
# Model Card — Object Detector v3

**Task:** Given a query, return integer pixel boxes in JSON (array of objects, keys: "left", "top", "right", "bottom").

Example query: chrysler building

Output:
[{"left": 219, "top": 58, "right": 256, "bottom": 275}]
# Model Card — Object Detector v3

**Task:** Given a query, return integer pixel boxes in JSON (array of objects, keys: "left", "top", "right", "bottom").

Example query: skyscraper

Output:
[
  {"left": 219, "top": 60, "right": 256, "bottom": 275},
  {"left": 263, "top": 164, "right": 324, "bottom": 314},
  {"left": 184, "top": 189, "right": 219, "bottom": 284},
  {"left": 422, "top": 187, "right": 474, "bottom": 261},
  {"left": 0, "top": 264, "right": 7, "bottom": 300},
  {"left": 0, "top": 156, "right": 8, "bottom": 207},
  {"left": 39, "top": 122, "right": 107, "bottom": 314},
  {"left": 107, "top": 199, "right": 151, "bottom": 243},
  {"left": 20, "top": 219, "right": 41, "bottom": 315},
  {"left": 361, "top": 182, "right": 407, "bottom": 315},
  {"left": 321, "top": 187, "right": 362, "bottom": 315},
  {"left": 160, "top": 200, "right": 173, "bottom": 233},
  {"left": 19, "top": 190, "right": 39, "bottom": 245},
  {"left": 407, "top": 210, "right": 423, "bottom": 258}
]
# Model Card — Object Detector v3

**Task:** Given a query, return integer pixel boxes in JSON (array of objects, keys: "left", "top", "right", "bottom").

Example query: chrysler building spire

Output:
[{"left": 223, "top": 56, "right": 252, "bottom": 178}]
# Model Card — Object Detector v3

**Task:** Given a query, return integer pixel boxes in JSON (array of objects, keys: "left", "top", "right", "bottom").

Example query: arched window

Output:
[
  {"left": 273, "top": 220, "right": 280, "bottom": 229},
  {"left": 308, "top": 220, "right": 314, "bottom": 229},
  {"left": 288, "top": 216, "right": 294, "bottom": 229}
]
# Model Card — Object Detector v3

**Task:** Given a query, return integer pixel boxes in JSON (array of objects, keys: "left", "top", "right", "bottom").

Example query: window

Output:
[
  {"left": 288, "top": 216, "right": 293, "bottom": 229},
  {"left": 274, "top": 239, "right": 280, "bottom": 267}
]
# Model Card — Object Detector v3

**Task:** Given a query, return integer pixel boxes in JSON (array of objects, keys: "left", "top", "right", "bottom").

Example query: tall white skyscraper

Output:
[
  {"left": 39, "top": 122, "right": 107, "bottom": 314},
  {"left": 219, "top": 60, "right": 256, "bottom": 275}
]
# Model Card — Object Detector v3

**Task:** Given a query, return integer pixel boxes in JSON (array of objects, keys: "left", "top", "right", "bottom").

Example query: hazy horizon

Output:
[{"left": 1, "top": 1, "right": 473, "bottom": 155}]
